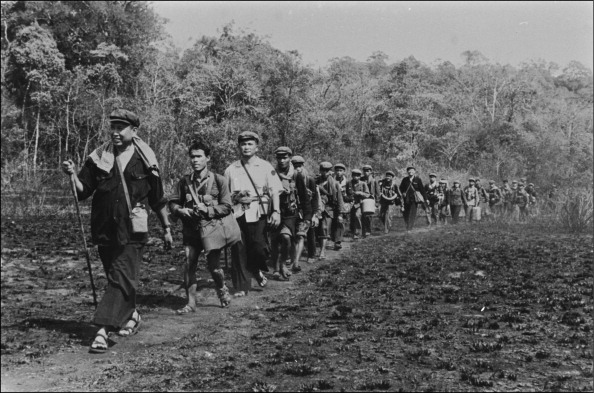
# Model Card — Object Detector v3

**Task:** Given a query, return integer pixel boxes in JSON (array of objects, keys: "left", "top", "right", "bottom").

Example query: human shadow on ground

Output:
[{"left": 3, "top": 317, "right": 98, "bottom": 348}]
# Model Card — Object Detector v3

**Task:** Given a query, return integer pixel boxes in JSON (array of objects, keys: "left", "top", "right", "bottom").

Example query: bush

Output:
[{"left": 553, "top": 187, "right": 593, "bottom": 233}]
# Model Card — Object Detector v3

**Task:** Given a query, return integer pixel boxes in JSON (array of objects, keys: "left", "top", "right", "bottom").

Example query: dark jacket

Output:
[
  {"left": 76, "top": 150, "right": 167, "bottom": 246},
  {"left": 399, "top": 175, "right": 427, "bottom": 204},
  {"left": 345, "top": 180, "right": 370, "bottom": 206},
  {"left": 317, "top": 175, "right": 344, "bottom": 218},
  {"left": 363, "top": 175, "right": 380, "bottom": 203}
]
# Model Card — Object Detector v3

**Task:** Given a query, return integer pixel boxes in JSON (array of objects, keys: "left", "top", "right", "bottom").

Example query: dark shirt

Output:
[
  {"left": 399, "top": 176, "right": 427, "bottom": 203},
  {"left": 76, "top": 150, "right": 167, "bottom": 246}
]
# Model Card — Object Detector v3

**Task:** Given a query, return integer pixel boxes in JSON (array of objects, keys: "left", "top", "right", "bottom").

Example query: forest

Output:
[{"left": 1, "top": 1, "right": 593, "bottom": 200}]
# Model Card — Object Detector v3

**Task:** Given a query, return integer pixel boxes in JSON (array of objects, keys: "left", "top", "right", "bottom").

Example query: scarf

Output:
[{"left": 89, "top": 137, "right": 159, "bottom": 176}]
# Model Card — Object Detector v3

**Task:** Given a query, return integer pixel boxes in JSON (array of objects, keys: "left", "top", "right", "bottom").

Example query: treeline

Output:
[{"left": 1, "top": 1, "right": 593, "bottom": 194}]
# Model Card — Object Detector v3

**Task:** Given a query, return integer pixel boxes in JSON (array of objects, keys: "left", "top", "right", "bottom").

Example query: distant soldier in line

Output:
[
  {"left": 475, "top": 178, "right": 491, "bottom": 221},
  {"left": 487, "top": 180, "right": 503, "bottom": 218},
  {"left": 501, "top": 179, "right": 513, "bottom": 217},
  {"left": 463, "top": 178, "right": 480, "bottom": 222},
  {"left": 345, "top": 168, "right": 370, "bottom": 239},
  {"left": 525, "top": 183, "right": 538, "bottom": 216},
  {"left": 62, "top": 109, "right": 172, "bottom": 354},
  {"left": 448, "top": 180, "right": 467, "bottom": 224},
  {"left": 168, "top": 140, "right": 234, "bottom": 313},
  {"left": 399, "top": 166, "right": 428, "bottom": 232},
  {"left": 290, "top": 156, "right": 320, "bottom": 269},
  {"left": 361, "top": 165, "right": 379, "bottom": 237},
  {"left": 225, "top": 131, "right": 283, "bottom": 294},
  {"left": 437, "top": 179, "right": 450, "bottom": 225},
  {"left": 378, "top": 171, "right": 402, "bottom": 234},
  {"left": 424, "top": 173, "right": 440, "bottom": 226},
  {"left": 316, "top": 162, "right": 344, "bottom": 259},
  {"left": 333, "top": 163, "right": 349, "bottom": 248},
  {"left": 512, "top": 182, "right": 530, "bottom": 222},
  {"left": 269, "top": 147, "right": 312, "bottom": 280},
  {"left": 508, "top": 180, "right": 519, "bottom": 221}
]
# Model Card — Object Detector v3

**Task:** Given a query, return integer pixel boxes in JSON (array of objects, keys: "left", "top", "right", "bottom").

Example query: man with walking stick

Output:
[{"left": 62, "top": 109, "right": 172, "bottom": 354}]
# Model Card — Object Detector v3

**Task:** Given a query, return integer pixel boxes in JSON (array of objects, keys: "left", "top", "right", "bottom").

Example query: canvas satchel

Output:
[
  {"left": 186, "top": 173, "right": 241, "bottom": 252},
  {"left": 116, "top": 156, "right": 148, "bottom": 234}
]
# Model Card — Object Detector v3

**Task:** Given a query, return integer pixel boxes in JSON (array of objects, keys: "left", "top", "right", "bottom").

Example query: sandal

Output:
[
  {"left": 281, "top": 267, "right": 292, "bottom": 277},
  {"left": 217, "top": 286, "right": 231, "bottom": 308},
  {"left": 117, "top": 311, "right": 141, "bottom": 337},
  {"left": 257, "top": 271, "right": 268, "bottom": 287},
  {"left": 291, "top": 265, "right": 302, "bottom": 273},
  {"left": 319, "top": 254, "right": 327, "bottom": 260},
  {"left": 89, "top": 331, "right": 109, "bottom": 354},
  {"left": 233, "top": 290, "right": 246, "bottom": 298},
  {"left": 176, "top": 304, "right": 196, "bottom": 315},
  {"left": 272, "top": 271, "right": 288, "bottom": 281}
]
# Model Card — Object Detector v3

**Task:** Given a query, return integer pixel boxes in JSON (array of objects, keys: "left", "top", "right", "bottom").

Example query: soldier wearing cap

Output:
[
  {"left": 487, "top": 180, "right": 503, "bottom": 218},
  {"left": 61, "top": 109, "right": 172, "bottom": 353},
  {"left": 316, "top": 161, "right": 344, "bottom": 257},
  {"left": 437, "top": 179, "right": 450, "bottom": 224},
  {"left": 345, "top": 168, "right": 370, "bottom": 239},
  {"left": 511, "top": 182, "right": 530, "bottom": 222},
  {"left": 501, "top": 179, "right": 513, "bottom": 217},
  {"left": 361, "top": 164, "right": 380, "bottom": 237},
  {"left": 291, "top": 155, "right": 321, "bottom": 268},
  {"left": 447, "top": 180, "right": 466, "bottom": 224},
  {"left": 463, "top": 178, "right": 480, "bottom": 222},
  {"left": 333, "top": 163, "right": 350, "bottom": 245},
  {"left": 525, "top": 182, "right": 538, "bottom": 217},
  {"left": 424, "top": 173, "right": 441, "bottom": 226},
  {"left": 378, "top": 170, "right": 402, "bottom": 234},
  {"left": 399, "top": 166, "right": 428, "bottom": 231},
  {"left": 269, "top": 147, "right": 312, "bottom": 280},
  {"left": 475, "top": 178, "right": 491, "bottom": 220},
  {"left": 224, "top": 131, "right": 283, "bottom": 294}
]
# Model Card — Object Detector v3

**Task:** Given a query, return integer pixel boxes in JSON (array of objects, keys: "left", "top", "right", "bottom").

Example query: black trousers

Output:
[
  {"left": 403, "top": 201, "right": 418, "bottom": 230},
  {"left": 231, "top": 216, "right": 270, "bottom": 293}
]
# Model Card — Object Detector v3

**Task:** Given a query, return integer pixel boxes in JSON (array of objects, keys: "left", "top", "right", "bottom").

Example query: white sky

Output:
[{"left": 151, "top": 1, "right": 593, "bottom": 70}]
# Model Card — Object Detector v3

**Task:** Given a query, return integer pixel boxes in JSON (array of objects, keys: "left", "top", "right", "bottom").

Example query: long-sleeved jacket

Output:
[
  {"left": 425, "top": 181, "right": 440, "bottom": 204},
  {"left": 447, "top": 187, "right": 467, "bottom": 206},
  {"left": 276, "top": 166, "right": 313, "bottom": 221},
  {"left": 345, "top": 180, "right": 370, "bottom": 207},
  {"left": 399, "top": 175, "right": 427, "bottom": 204},
  {"left": 363, "top": 175, "right": 381, "bottom": 203},
  {"left": 378, "top": 178, "right": 402, "bottom": 205},
  {"left": 317, "top": 175, "right": 344, "bottom": 218},
  {"left": 304, "top": 174, "right": 321, "bottom": 218}
]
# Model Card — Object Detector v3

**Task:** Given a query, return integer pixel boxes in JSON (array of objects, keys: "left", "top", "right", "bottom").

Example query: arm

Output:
[
  {"left": 203, "top": 174, "right": 233, "bottom": 219},
  {"left": 62, "top": 158, "right": 98, "bottom": 200},
  {"left": 296, "top": 173, "right": 312, "bottom": 221},
  {"left": 147, "top": 172, "right": 172, "bottom": 249},
  {"left": 334, "top": 180, "right": 344, "bottom": 217},
  {"left": 168, "top": 177, "right": 193, "bottom": 220}
]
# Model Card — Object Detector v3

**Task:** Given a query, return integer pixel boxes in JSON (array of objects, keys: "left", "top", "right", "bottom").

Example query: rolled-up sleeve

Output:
[
  {"left": 147, "top": 172, "right": 168, "bottom": 212},
  {"left": 76, "top": 159, "right": 98, "bottom": 201}
]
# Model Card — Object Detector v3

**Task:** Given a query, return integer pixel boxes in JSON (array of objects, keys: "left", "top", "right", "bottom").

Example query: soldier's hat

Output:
[
  {"left": 453, "top": 180, "right": 461, "bottom": 185},
  {"left": 334, "top": 163, "right": 346, "bottom": 170},
  {"left": 475, "top": 178, "right": 481, "bottom": 182},
  {"left": 528, "top": 183, "right": 534, "bottom": 187},
  {"left": 237, "top": 131, "right": 259, "bottom": 143},
  {"left": 512, "top": 180, "right": 518, "bottom": 184},
  {"left": 468, "top": 178, "right": 475, "bottom": 182},
  {"left": 406, "top": 166, "right": 415, "bottom": 171},
  {"left": 351, "top": 168, "right": 362, "bottom": 175},
  {"left": 291, "top": 155, "right": 305, "bottom": 164},
  {"left": 439, "top": 178, "right": 447, "bottom": 184},
  {"left": 385, "top": 170, "right": 395, "bottom": 177},
  {"left": 503, "top": 179, "right": 509, "bottom": 183},
  {"left": 362, "top": 164, "right": 372, "bottom": 170},
  {"left": 489, "top": 180, "right": 495, "bottom": 184},
  {"left": 109, "top": 109, "right": 140, "bottom": 127},
  {"left": 519, "top": 182, "right": 525, "bottom": 187},
  {"left": 274, "top": 146, "right": 292, "bottom": 156},
  {"left": 520, "top": 177, "right": 527, "bottom": 181},
  {"left": 319, "top": 161, "right": 333, "bottom": 170},
  {"left": 429, "top": 173, "right": 437, "bottom": 178}
]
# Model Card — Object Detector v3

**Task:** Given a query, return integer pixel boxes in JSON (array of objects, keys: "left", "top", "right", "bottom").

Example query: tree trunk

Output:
[{"left": 33, "top": 109, "right": 41, "bottom": 176}]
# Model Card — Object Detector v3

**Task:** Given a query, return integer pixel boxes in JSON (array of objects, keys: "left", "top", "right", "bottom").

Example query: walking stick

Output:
[{"left": 69, "top": 173, "right": 98, "bottom": 308}]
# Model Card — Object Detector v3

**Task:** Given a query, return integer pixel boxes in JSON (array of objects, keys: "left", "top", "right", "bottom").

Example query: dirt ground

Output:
[{"left": 1, "top": 212, "right": 592, "bottom": 392}]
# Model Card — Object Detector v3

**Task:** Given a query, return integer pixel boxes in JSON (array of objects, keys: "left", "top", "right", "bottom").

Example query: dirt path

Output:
[{"left": 2, "top": 229, "right": 357, "bottom": 392}]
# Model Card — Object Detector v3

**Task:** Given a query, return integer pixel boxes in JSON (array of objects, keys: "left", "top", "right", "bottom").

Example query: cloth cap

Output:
[
  {"left": 489, "top": 180, "right": 495, "bottom": 184},
  {"left": 453, "top": 180, "right": 460, "bottom": 184},
  {"left": 274, "top": 146, "right": 292, "bottom": 156},
  {"left": 512, "top": 180, "right": 518, "bottom": 184},
  {"left": 520, "top": 177, "right": 527, "bottom": 181},
  {"left": 519, "top": 182, "right": 525, "bottom": 186},
  {"left": 406, "top": 166, "right": 415, "bottom": 171},
  {"left": 468, "top": 178, "right": 475, "bottom": 182},
  {"left": 528, "top": 183, "right": 534, "bottom": 187},
  {"left": 362, "top": 164, "right": 372, "bottom": 170},
  {"left": 109, "top": 109, "right": 140, "bottom": 127},
  {"left": 334, "top": 163, "right": 346, "bottom": 170},
  {"left": 237, "top": 131, "right": 259, "bottom": 143},
  {"left": 429, "top": 173, "right": 437, "bottom": 178},
  {"left": 475, "top": 178, "right": 481, "bottom": 182},
  {"left": 503, "top": 179, "right": 509, "bottom": 183},
  {"left": 351, "top": 168, "right": 362, "bottom": 175},
  {"left": 385, "top": 170, "right": 395, "bottom": 177},
  {"left": 291, "top": 155, "right": 305, "bottom": 164},
  {"left": 319, "top": 161, "right": 333, "bottom": 170},
  {"left": 439, "top": 179, "right": 447, "bottom": 184}
]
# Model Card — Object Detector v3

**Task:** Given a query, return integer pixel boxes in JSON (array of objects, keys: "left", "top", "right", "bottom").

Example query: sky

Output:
[{"left": 151, "top": 1, "right": 593, "bottom": 70}]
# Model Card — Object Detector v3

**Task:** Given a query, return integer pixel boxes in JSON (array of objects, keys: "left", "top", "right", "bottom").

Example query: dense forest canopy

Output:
[{"left": 1, "top": 1, "right": 592, "bottom": 193}]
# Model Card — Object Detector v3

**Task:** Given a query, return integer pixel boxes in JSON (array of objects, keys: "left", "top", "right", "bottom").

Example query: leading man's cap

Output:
[
  {"left": 319, "top": 161, "right": 333, "bottom": 170},
  {"left": 237, "top": 131, "right": 259, "bottom": 143},
  {"left": 274, "top": 146, "right": 292, "bottom": 156},
  {"left": 429, "top": 173, "right": 437, "bottom": 178},
  {"left": 109, "top": 109, "right": 140, "bottom": 127},
  {"left": 334, "top": 163, "right": 346, "bottom": 170}
]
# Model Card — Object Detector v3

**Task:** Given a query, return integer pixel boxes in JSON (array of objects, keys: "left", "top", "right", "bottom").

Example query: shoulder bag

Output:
[
  {"left": 116, "top": 157, "right": 148, "bottom": 234},
  {"left": 186, "top": 172, "right": 241, "bottom": 252}
]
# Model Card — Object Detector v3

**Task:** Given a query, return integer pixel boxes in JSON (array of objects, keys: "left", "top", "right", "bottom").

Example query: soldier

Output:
[
  {"left": 425, "top": 173, "right": 440, "bottom": 225},
  {"left": 290, "top": 155, "right": 320, "bottom": 270},
  {"left": 61, "top": 109, "right": 172, "bottom": 353},
  {"left": 487, "top": 180, "right": 503, "bottom": 218},
  {"left": 512, "top": 182, "right": 530, "bottom": 222},
  {"left": 508, "top": 180, "right": 519, "bottom": 221},
  {"left": 475, "top": 178, "right": 491, "bottom": 220},
  {"left": 463, "top": 178, "right": 480, "bottom": 222},
  {"left": 437, "top": 179, "right": 450, "bottom": 225},
  {"left": 316, "top": 162, "right": 344, "bottom": 259},
  {"left": 525, "top": 183, "right": 538, "bottom": 216},
  {"left": 361, "top": 164, "right": 379, "bottom": 237},
  {"left": 501, "top": 179, "right": 513, "bottom": 217},
  {"left": 448, "top": 180, "right": 467, "bottom": 224},
  {"left": 269, "top": 147, "right": 312, "bottom": 280},
  {"left": 399, "top": 166, "right": 428, "bottom": 231},
  {"left": 333, "top": 163, "right": 349, "bottom": 247},
  {"left": 378, "top": 171, "right": 402, "bottom": 234},
  {"left": 345, "top": 169, "right": 370, "bottom": 239},
  {"left": 224, "top": 131, "right": 283, "bottom": 295}
]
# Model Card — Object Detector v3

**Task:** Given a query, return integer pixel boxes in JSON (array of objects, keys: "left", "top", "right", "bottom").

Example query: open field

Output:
[{"left": 1, "top": 213, "right": 592, "bottom": 392}]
